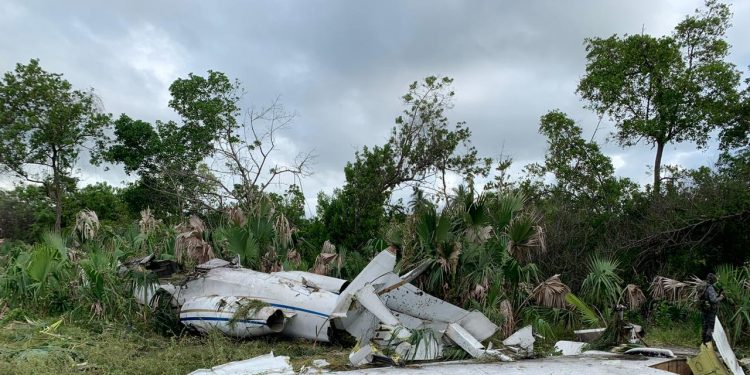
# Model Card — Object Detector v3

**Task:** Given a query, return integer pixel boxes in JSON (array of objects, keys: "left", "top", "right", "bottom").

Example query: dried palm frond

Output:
[
  {"left": 261, "top": 248, "right": 282, "bottom": 273},
  {"left": 650, "top": 276, "right": 688, "bottom": 302},
  {"left": 469, "top": 279, "right": 489, "bottom": 302},
  {"left": 499, "top": 299, "right": 515, "bottom": 338},
  {"left": 188, "top": 215, "right": 205, "bottom": 234},
  {"left": 286, "top": 249, "right": 301, "bottom": 266},
  {"left": 436, "top": 242, "right": 462, "bottom": 275},
  {"left": 138, "top": 208, "right": 159, "bottom": 234},
  {"left": 75, "top": 209, "right": 100, "bottom": 241},
  {"left": 174, "top": 217, "right": 215, "bottom": 266},
  {"left": 311, "top": 240, "right": 338, "bottom": 275},
  {"left": 621, "top": 284, "right": 646, "bottom": 310},
  {"left": 225, "top": 207, "right": 246, "bottom": 226},
  {"left": 531, "top": 274, "right": 571, "bottom": 309},
  {"left": 466, "top": 225, "right": 494, "bottom": 245},
  {"left": 274, "top": 213, "right": 293, "bottom": 249},
  {"left": 175, "top": 233, "right": 215, "bottom": 266},
  {"left": 683, "top": 276, "right": 707, "bottom": 302}
]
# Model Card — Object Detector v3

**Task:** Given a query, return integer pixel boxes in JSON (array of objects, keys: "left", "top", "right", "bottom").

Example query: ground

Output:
[
  {"left": 0, "top": 316, "right": 746, "bottom": 375},
  {"left": 0, "top": 317, "right": 350, "bottom": 375}
]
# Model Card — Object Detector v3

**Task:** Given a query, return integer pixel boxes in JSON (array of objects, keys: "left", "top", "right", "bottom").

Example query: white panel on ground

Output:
[
  {"left": 713, "top": 317, "right": 746, "bottom": 375},
  {"left": 445, "top": 323, "right": 486, "bottom": 358},
  {"left": 554, "top": 341, "right": 586, "bottom": 356},
  {"left": 188, "top": 353, "right": 294, "bottom": 375},
  {"left": 502, "top": 325, "right": 534, "bottom": 354}
]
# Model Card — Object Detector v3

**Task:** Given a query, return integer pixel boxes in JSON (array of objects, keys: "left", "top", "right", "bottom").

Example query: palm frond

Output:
[
  {"left": 581, "top": 256, "right": 623, "bottom": 308},
  {"left": 499, "top": 299, "right": 515, "bottom": 338},
  {"left": 138, "top": 208, "right": 159, "bottom": 234},
  {"left": 650, "top": 276, "right": 688, "bottom": 302},
  {"left": 531, "top": 274, "right": 571, "bottom": 309},
  {"left": 75, "top": 209, "right": 100, "bottom": 241},
  {"left": 565, "top": 292, "right": 604, "bottom": 327},
  {"left": 620, "top": 284, "right": 646, "bottom": 311}
]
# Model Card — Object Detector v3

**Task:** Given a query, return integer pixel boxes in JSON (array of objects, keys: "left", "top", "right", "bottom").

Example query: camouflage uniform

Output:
[{"left": 701, "top": 283, "right": 720, "bottom": 344}]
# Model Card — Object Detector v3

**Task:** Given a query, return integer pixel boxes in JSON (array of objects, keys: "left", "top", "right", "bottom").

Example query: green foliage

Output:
[
  {"left": 716, "top": 264, "right": 750, "bottom": 344},
  {"left": 0, "top": 59, "right": 111, "bottom": 231},
  {"left": 581, "top": 256, "right": 623, "bottom": 309},
  {"left": 577, "top": 0, "right": 742, "bottom": 192},
  {"left": 565, "top": 293, "right": 604, "bottom": 328}
]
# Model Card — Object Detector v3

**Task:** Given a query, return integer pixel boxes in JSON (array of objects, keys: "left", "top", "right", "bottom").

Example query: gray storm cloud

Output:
[{"left": 1, "top": 0, "right": 748, "bottom": 210}]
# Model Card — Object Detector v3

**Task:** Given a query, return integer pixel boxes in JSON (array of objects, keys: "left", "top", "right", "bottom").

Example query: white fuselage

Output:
[{"left": 173, "top": 267, "right": 340, "bottom": 342}]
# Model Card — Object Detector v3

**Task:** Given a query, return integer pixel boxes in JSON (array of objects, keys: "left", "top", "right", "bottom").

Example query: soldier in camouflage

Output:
[{"left": 701, "top": 273, "right": 724, "bottom": 344}]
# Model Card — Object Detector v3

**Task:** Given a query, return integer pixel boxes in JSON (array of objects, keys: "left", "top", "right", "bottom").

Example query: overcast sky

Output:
[{"left": 1, "top": 0, "right": 748, "bottom": 214}]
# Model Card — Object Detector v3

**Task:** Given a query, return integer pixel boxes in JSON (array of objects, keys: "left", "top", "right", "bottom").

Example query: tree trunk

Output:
[
  {"left": 52, "top": 148, "right": 62, "bottom": 232},
  {"left": 653, "top": 141, "right": 665, "bottom": 194}
]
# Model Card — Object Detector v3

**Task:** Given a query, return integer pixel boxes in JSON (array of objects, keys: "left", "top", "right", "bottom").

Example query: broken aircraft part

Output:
[{"left": 134, "top": 248, "right": 501, "bottom": 366}]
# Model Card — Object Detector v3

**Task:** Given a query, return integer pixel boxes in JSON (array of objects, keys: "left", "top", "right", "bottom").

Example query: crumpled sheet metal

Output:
[{"left": 188, "top": 352, "right": 294, "bottom": 375}]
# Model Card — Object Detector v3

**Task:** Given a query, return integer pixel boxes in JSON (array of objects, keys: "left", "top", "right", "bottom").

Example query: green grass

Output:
[
  {"left": 645, "top": 324, "right": 701, "bottom": 348},
  {"left": 645, "top": 324, "right": 750, "bottom": 359},
  {"left": 0, "top": 315, "right": 351, "bottom": 375}
]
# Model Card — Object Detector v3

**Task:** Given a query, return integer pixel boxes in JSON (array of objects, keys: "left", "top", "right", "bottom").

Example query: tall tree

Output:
[
  {"left": 104, "top": 71, "right": 311, "bottom": 214},
  {"left": 320, "top": 76, "right": 488, "bottom": 249},
  {"left": 0, "top": 59, "right": 110, "bottom": 231},
  {"left": 527, "top": 110, "right": 635, "bottom": 213},
  {"left": 577, "top": 0, "right": 741, "bottom": 193}
]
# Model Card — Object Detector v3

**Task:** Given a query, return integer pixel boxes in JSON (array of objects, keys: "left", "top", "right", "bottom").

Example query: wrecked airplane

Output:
[{"left": 132, "top": 247, "right": 505, "bottom": 366}]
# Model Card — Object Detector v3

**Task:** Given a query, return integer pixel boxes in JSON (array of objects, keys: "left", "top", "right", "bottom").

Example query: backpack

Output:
[{"left": 695, "top": 282, "right": 710, "bottom": 312}]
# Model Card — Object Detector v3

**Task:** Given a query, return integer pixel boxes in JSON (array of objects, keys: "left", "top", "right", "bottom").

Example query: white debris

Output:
[
  {"left": 573, "top": 328, "right": 606, "bottom": 343},
  {"left": 554, "top": 341, "right": 586, "bottom": 356},
  {"left": 713, "top": 317, "right": 747, "bottom": 375},
  {"left": 349, "top": 344, "right": 376, "bottom": 367},
  {"left": 312, "top": 359, "right": 330, "bottom": 368},
  {"left": 188, "top": 353, "right": 294, "bottom": 375},
  {"left": 623, "top": 348, "right": 675, "bottom": 358},
  {"left": 502, "top": 325, "right": 534, "bottom": 355}
]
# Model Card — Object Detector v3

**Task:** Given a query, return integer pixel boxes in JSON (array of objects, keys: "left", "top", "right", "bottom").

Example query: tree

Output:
[
  {"left": 387, "top": 76, "right": 488, "bottom": 199},
  {"left": 0, "top": 59, "right": 111, "bottom": 231},
  {"left": 527, "top": 110, "right": 635, "bottom": 213},
  {"left": 104, "top": 71, "right": 311, "bottom": 214},
  {"left": 319, "top": 76, "right": 489, "bottom": 249},
  {"left": 577, "top": 0, "right": 741, "bottom": 193}
]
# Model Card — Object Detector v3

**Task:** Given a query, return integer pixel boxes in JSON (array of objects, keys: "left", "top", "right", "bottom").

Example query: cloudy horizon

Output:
[{"left": 2, "top": 0, "right": 748, "bottom": 214}]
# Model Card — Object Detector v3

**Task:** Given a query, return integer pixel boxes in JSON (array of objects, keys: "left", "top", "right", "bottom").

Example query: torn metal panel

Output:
[
  {"left": 624, "top": 348, "right": 675, "bottom": 358},
  {"left": 273, "top": 271, "right": 349, "bottom": 294},
  {"left": 502, "top": 325, "right": 534, "bottom": 355},
  {"left": 712, "top": 317, "right": 746, "bottom": 375},
  {"left": 188, "top": 352, "right": 294, "bottom": 375},
  {"left": 196, "top": 258, "right": 232, "bottom": 270},
  {"left": 554, "top": 340, "right": 586, "bottom": 356},
  {"left": 325, "top": 355, "right": 680, "bottom": 374},
  {"left": 445, "top": 323, "right": 490, "bottom": 359},
  {"left": 688, "top": 341, "right": 731, "bottom": 375},
  {"left": 574, "top": 327, "right": 606, "bottom": 343}
]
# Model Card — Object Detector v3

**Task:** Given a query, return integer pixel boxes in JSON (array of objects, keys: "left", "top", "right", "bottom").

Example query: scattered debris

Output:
[
  {"left": 573, "top": 327, "right": 606, "bottom": 343},
  {"left": 689, "top": 341, "right": 731, "bottom": 375},
  {"left": 711, "top": 317, "right": 746, "bottom": 375},
  {"left": 134, "top": 248, "right": 504, "bottom": 367},
  {"left": 502, "top": 325, "right": 534, "bottom": 356},
  {"left": 188, "top": 352, "right": 294, "bottom": 375},
  {"left": 554, "top": 340, "right": 586, "bottom": 356},
  {"left": 624, "top": 348, "right": 675, "bottom": 358}
]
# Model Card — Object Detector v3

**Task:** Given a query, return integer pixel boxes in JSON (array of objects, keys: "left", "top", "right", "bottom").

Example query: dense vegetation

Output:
[{"left": 1, "top": 1, "right": 749, "bottom": 372}]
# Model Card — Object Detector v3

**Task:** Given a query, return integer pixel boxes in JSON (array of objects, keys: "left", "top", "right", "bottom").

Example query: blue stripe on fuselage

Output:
[
  {"left": 266, "top": 303, "right": 329, "bottom": 318},
  {"left": 180, "top": 316, "right": 267, "bottom": 324}
]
